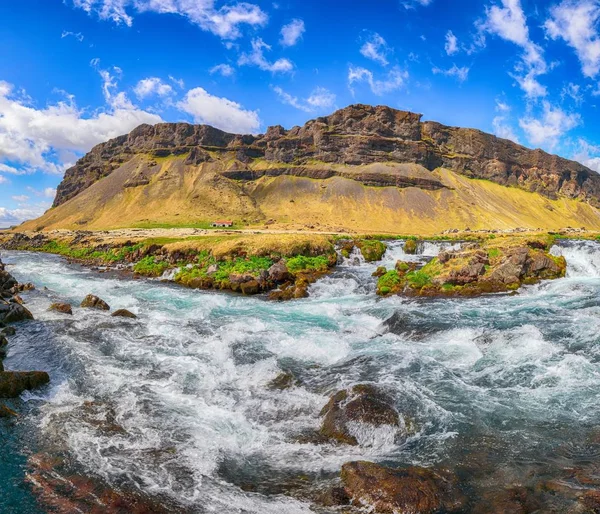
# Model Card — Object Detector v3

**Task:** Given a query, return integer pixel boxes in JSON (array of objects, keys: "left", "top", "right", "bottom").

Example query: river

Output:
[{"left": 2, "top": 239, "right": 600, "bottom": 512}]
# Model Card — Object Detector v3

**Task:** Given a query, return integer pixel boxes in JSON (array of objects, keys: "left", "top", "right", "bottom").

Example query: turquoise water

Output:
[{"left": 2, "top": 240, "right": 600, "bottom": 512}]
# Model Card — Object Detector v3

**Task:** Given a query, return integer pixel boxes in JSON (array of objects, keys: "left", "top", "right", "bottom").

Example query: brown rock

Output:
[
  {"left": 320, "top": 384, "right": 400, "bottom": 445},
  {"left": 111, "top": 309, "right": 137, "bottom": 319},
  {"left": 0, "top": 371, "right": 50, "bottom": 398},
  {"left": 240, "top": 280, "right": 260, "bottom": 295},
  {"left": 372, "top": 266, "right": 387, "bottom": 277},
  {"left": 0, "top": 301, "right": 34, "bottom": 323},
  {"left": 267, "top": 372, "right": 297, "bottom": 390},
  {"left": 49, "top": 302, "right": 73, "bottom": 315},
  {"left": 341, "top": 461, "right": 465, "bottom": 514},
  {"left": 403, "top": 239, "right": 418, "bottom": 254},
  {"left": 268, "top": 260, "right": 292, "bottom": 283},
  {"left": 80, "top": 294, "right": 110, "bottom": 310},
  {"left": 0, "top": 403, "right": 17, "bottom": 418}
]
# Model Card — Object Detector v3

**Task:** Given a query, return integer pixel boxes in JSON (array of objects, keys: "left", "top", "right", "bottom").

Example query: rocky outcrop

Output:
[
  {"left": 112, "top": 309, "right": 137, "bottom": 318},
  {"left": 49, "top": 302, "right": 73, "bottom": 315},
  {"left": 340, "top": 461, "right": 465, "bottom": 513},
  {"left": 53, "top": 104, "right": 600, "bottom": 209},
  {"left": 377, "top": 236, "right": 566, "bottom": 297}
]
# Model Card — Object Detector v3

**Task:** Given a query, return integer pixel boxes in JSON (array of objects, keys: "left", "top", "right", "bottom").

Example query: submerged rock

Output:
[
  {"left": 111, "top": 308, "right": 137, "bottom": 319},
  {"left": 267, "top": 371, "right": 297, "bottom": 390},
  {"left": 0, "top": 403, "right": 17, "bottom": 418},
  {"left": 49, "top": 302, "right": 73, "bottom": 315},
  {"left": 80, "top": 294, "right": 110, "bottom": 310},
  {"left": 340, "top": 461, "right": 465, "bottom": 514},
  {"left": 0, "top": 371, "right": 50, "bottom": 398},
  {"left": 319, "top": 384, "right": 401, "bottom": 445}
]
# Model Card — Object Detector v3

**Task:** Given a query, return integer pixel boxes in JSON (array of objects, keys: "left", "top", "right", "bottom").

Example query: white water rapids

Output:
[{"left": 3, "top": 239, "right": 600, "bottom": 512}]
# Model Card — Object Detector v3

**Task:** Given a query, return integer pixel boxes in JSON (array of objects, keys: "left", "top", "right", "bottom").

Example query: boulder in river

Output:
[
  {"left": 0, "top": 300, "right": 34, "bottom": 324},
  {"left": 340, "top": 461, "right": 465, "bottom": 513},
  {"left": 268, "top": 260, "right": 292, "bottom": 283},
  {"left": 320, "top": 384, "right": 402, "bottom": 445},
  {"left": 111, "top": 309, "right": 137, "bottom": 319},
  {"left": 80, "top": 294, "right": 110, "bottom": 311},
  {"left": 0, "top": 371, "right": 50, "bottom": 398},
  {"left": 49, "top": 302, "right": 73, "bottom": 315}
]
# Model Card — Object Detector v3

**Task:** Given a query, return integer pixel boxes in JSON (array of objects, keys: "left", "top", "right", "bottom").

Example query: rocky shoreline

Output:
[{"left": 0, "top": 257, "right": 49, "bottom": 416}]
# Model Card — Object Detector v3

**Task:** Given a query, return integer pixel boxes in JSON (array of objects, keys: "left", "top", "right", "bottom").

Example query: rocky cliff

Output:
[{"left": 54, "top": 104, "right": 600, "bottom": 208}]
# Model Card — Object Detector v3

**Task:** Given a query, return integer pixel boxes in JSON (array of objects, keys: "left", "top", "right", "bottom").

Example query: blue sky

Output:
[{"left": 1, "top": 0, "right": 600, "bottom": 226}]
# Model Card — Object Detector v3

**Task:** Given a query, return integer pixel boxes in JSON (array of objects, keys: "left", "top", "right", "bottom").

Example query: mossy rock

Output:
[{"left": 403, "top": 239, "right": 419, "bottom": 255}]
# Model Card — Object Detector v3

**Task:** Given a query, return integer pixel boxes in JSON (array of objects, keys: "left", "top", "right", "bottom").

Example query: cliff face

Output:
[{"left": 54, "top": 104, "right": 600, "bottom": 208}]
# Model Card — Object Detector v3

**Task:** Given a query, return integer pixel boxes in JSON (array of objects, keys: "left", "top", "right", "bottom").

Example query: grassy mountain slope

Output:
[{"left": 20, "top": 153, "right": 600, "bottom": 235}]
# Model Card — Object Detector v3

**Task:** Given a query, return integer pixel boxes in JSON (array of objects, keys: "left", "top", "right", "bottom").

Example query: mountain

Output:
[{"left": 22, "top": 104, "right": 600, "bottom": 234}]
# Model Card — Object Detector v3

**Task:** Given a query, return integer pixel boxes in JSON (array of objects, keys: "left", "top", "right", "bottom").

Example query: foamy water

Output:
[{"left": 3, "top": 239, "right": 600, "bottom": 512}]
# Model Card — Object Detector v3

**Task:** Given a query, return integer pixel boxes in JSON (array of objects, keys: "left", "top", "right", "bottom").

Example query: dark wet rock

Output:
[
  {"left": 0, "top": 300, "right": 34, "bottom": 324},
  {"left": 49, "top": 302, "right": 73, "bottom": 315},
  {"left": 0, "top": 334, "right": 7, "bottom": 359},
  {"left": 17, "top": 282, "right": 35, "bottom": 292},
  {"left": 403, "top": 239, "right": 418, "bottom": 254},
  {"left": 1, "top": 326, "right": 16, "bottom": 336},
  {"left": 0, "top": 371, "right": 50, "bottom": 398},
  {"left": 320, "top": 384, "right": 400, "bottom": 445},
  {"left": 0, "top": 270, "right": 18, "bottom": 292},
  {"left": 111, "top": 308, "right": 137, "bottom": 318},
  {"left": 340, "top": 461, "right": 465, "bottom": 513},
  {"left": 240, "top": 280, "right": 260, "bottom": 295},
  {"left": 471, "top": 486, "right": 539, "bottom": 514},
  {"left": 80, "top": 294, "right": 110, "bottom": 310},
  {"left": 0, "top": 403, "right": 17, "bottom": 418},
  {"left": 268, "top": 372, "right": 297, "bottom": 390},
  {"left": 268, "top": 260, "right": 292, "bottom": 283}
]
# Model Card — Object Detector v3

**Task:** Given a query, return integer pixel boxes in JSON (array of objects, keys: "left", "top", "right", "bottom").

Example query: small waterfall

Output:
[
  {"left": 160, "top": 266, "right": 181, "bottom": 281},
  {"left": 338, "top": 245, "right": 366, "bottom": 267},
  {"left": 551, "top": 240, "right": 600, "bottom": 278}
]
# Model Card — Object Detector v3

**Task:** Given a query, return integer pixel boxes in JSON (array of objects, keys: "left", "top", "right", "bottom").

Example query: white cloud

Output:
[
  {"left": 432, "top": 64, "right": 470, "bottom": 82},
  {"left": 573, "top": 138, "right": 600, "bottom": 171},
  {"left": 492, "top": 101, "right": 520, "bottom": 143},
  {"left": 0, "top": 201, "right": 51, "bottom": 228},
  {"left": 519, "top": 101, "right": 580, "bottom": 149},
  {"left": 402, "top": 0, "right": 433, "bottom": 7},
  {"left": 273, "top": 86, "right": 335, "bottom": 112},
  {"left": 61, "top": 30, "right": 84, "bottom": 42},
  {"left": 0, "top": 71, "right": 161, "bottom": 176},
  {"left": 238, "top": 38, "right": 294, "bottom": 73},
  {"left": 133, "top": 77, "right": 173, "bottom": 99},
  {"left": 481, "top": 0, "right": 547, "bottom": 98},
  {"left": 169, "top": 75, "right": 185, "bottom": 89},
  {"left": 348, "top": 65, "right": 408, "bottom": 95},
  {"left": 177, "top": 87, "right": 260, "bottom": 134},
  {"left": 545, "top": 0, "right": 600, "bottom": 78},
  {"left": 360, "top": 33, "right": 390, "bottom": 66},
  {"left": 71, "top": 0, "right": 268, "bottom": 40},
  {"left": 12, "top": 195, "right": 29, "bottom": 202},
  {"left": 445, "top": 30, "right": 459, "bottom": 55},
  {"left": 280, "top": 19, "right": 305, "bottom": 47},
  {"left": 0, "top": 175, "right": 8, "bottom": 184},
  {"left": 562, "top": 82, "right": 584, "bottom": 104},
  {"left": 210, "top": 63, "right": 236, "bottom": 77}
]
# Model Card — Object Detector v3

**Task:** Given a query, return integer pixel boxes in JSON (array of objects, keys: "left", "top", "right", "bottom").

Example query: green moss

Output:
[
  {"left": 213, "top": 256, "right": 273, "bottom": 282},
  {"left": 133, "top": 256, "right": 168, "bottom": 277},
  {"left": 406, "top": 270, "right": 432, "bottom": 289},
  {"left": 356, "top": 239, "right": 387, "bottom": 262},
  {"left": 377, "top": 270, "right": 401, "bottom": 294},
  {"left": 488, "top": 248, "right": 501, "bottom": 259},
  {"left": 286, "top": 255, "right": 330, "bottom": 274}
]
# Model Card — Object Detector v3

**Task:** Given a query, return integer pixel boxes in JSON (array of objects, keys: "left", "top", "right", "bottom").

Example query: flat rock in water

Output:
[
  {"left": 49, "top": 302, "right": 73, "bottom": 315},
  {"left": 320, "top": 384, "right": 401, "bottom": 445},
  {"left": 341, "top": 461, "right": 465, "bottom": 513},
  {"left": 111, "top": 309, "right": 137, "bottom": 319},
  {"left": 0, "top": 371, "right": 50, "bottom": 398}
]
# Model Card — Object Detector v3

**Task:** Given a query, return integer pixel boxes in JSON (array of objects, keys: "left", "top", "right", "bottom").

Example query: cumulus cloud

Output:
[
  {"left": 12, "top": 195, "right": 29, "bottom": 202},
  {"left": 573, "top": 139, "right": 600, "bottom": 171},
  {"left": 481, "top": 0, "right": 548, "bottom": 98},
  {"left": 273, "top": 86, "right": 335, "bottom": 112},
  {"left": 70, "top": 0, "right": 268, "bottom": 39},
  {"left": 177, "top": 87, "right": 260, "bottom": 133},
  {"left": 238, "top": 38, "right": 294, "bottom": 73},
  {"left": 348, "top": 65, "right": 408, "bottom": 95},
  {"left": 210, "top": 63, "right": 236, "bottom": 77},
  {"left": 360, "top": 33, "right": 390, "bottom": 66},
  {"left": 0, "top": 202, "right": 51, "bottom": 228},
  {"left": 0, "top": 70, "right": 161, "bottom": 176},
  {"left": 432, "top": 64, "right": 470, "bottom": 82},
  {"left": 545, "top": 0, "right": 600, "bottom": 78},
  {"left": 519, "top": 101, "right": 580, "bottom": 149},
  {"left": 133, "top": 77, "right": 173, "bottom": 99},
  {"left": 280, "top": 19, "right": 305, "bottom": 47},
  {"left": 445, "top": 30, "right": 459, "bottom": 55}
]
